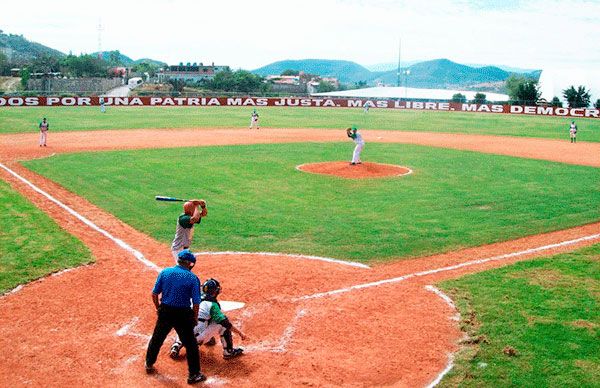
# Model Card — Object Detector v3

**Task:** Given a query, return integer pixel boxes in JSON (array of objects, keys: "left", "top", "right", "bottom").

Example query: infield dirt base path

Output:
[{"left": 1, "top": 128, "right": 599, "bottom": 387}]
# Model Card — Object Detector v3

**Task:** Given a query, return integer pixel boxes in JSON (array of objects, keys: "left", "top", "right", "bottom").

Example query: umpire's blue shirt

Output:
[{"left": 152, "top": 265, "right": 201, "bottom": 308}]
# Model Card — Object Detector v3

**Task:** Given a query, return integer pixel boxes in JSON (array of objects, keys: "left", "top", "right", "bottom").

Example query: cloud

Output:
[{"left": 1, "top": 0, "right": 598, "bottom": 69}]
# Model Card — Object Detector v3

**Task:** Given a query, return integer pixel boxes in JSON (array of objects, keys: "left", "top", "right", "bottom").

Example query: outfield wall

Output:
[{"left": 0, "top": 96, "right": 598, "bottom": 119}]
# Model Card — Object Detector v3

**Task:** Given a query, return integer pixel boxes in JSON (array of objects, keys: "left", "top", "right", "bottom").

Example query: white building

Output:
[{"left": 311, "top": 86, "right": 509, "bottom": 102}]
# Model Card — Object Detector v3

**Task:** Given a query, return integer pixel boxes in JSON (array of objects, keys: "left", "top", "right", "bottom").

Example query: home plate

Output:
[{"left": 220, "top": 301, "right": 245, "bottom": 312}]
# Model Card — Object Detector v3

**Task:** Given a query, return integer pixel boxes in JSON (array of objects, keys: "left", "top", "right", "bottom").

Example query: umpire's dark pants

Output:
[{"left": 145, "top": 304, "right": 200, "bottom": 376}]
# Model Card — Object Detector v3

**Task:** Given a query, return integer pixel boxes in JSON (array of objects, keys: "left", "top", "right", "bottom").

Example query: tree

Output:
[
  {"left": 451, "top": 93, "right": 466, "bottom": 103},
  {"left": 232, "top": 70, "right": 263, "bottom": 93},
  {"left": 506, "top": 74, "right": 540, "bottom": 105},
  {"left": 281, "top": 69, "right": 299, "bottom": 76},
  {"left": 204, "top": 69, "right": 266, "bottom": 93},
  {"left": 595, "top": 99, "right": 600, "bottom": 109},
  {"left": 59, "top": 54, "right": 107, "bottom": 77},
  {"left": 516, "top": 81, "right": 541, "bottom": 105},
  {"left": 20, "top": 67, "right": 30, "bottom": 88},
  {"left": 132, "top": 62, "right": 160, "bottom": 78},
  {"left": 31, "top": 54, "right": 60, "bottom": 74},
  {"left": 506, "top": 74, "right": 526, "bottom": 99},
  {"left": 551, "top": 97, "right": 563, "bottom": 107},
  {"left": 168, "top": 78, "right": 185, "bottom": 93},
  {"left": 0, "top": 51, "right": 8, "bottom": 76},
  {"left": 506, "top": 77, "right": 540, "bottom": 105},
  {"left": 471, "top": 92, "right": 487, "bottom": 104},
  {"left": 563, "top": 85, "right": 591, "bottom": 108},
  {"left": 107, "top": 50, "right": 122, "bottom": 66},
  {"left": 316, "top": 81, "right": 335, "bottom": 93}
]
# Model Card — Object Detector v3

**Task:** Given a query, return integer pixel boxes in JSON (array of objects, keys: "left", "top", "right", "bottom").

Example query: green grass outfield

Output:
[
  {"left": 0, "top": 180, "right": 92, "bottom": 293},
  {"left": 1, "top": 106, "right": 599, "bottom": 141},
  {"left": 23, "top": 142, "right": 600, "bottom": 262},
  {"left": 439, "top": 244, "right": 600, "bottom": 387}
]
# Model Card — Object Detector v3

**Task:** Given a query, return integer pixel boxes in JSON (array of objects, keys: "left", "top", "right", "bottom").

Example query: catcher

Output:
[
  {"left": 346, "top": 126, "right": 365, "bottom": 165},
  {"left": 170, "top": 278, "right": 247, "bottom": 360}
]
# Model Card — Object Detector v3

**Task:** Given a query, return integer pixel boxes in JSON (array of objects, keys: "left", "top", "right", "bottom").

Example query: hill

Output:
[
  {"left": 253, "top": 58, "right": 539, "bottom": 91},
  {"left": 0, "top": 31, "right": 65, "bottom": 65},
  {"left": 253, "top": 59, "right": 373, "bottom": 84},
  {"left": 373, "top": 58, "right": 511, "bottom": 88},
  {"left": 91, "top": 51, "right": 167, "bottom": 67}
]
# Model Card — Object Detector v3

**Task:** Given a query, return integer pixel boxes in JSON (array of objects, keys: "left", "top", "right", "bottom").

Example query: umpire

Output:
[{"left": 145, "top": 249, "right": 206, "bottom": 384}]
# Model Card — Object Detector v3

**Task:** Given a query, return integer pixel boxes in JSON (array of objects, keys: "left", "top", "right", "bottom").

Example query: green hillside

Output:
[
  {"left": 0, "top": 31, "right": 65, "bottom": 65},
  {"left": 253, "top": 59, "right": 373, "bottom": 84},
  {"left": 91, "top": 50, "right": 166, "bottom": 67},
  {"left": 373, "top": 58, "right": 510, "bottom": 88},
  {"left": 253, "top": 58, "right": 535, "bottom": 91}
]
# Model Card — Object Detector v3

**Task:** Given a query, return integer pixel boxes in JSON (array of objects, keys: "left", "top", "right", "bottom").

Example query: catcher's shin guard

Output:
[{"left": 220, "top": 329, "right": 234, "bottom": 351}]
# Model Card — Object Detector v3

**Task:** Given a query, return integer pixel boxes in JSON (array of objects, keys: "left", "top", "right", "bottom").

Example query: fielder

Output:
[
  {"left": 346, "top": 126, "right": 364, "bottom": 165},
  {"left": 171, "top": 199, "right": 207, "bottom": 262},
  {"left": 38, "top": 117, "right": 49, "bottom": 147},
  {"left": 569, "top": 120, "right": 577, "bottom": 143},
  {"left": 249, "top": 109, "right": 259, "bottom": 129},
  {"left": 100, "top": 97, "right": 106, "bottom": 113},
  {"left": 170, "top": 278, "right": 246, "bottom": 360}
]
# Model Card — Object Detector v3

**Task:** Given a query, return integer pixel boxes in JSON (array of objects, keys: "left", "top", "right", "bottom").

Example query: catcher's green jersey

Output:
[{"left": 198, "top": 299, "right": 226, "bottom": 323}]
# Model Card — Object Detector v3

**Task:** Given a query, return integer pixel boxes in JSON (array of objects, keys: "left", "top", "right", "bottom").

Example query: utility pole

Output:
[
  {"left": 396, "top": 37, "right": 401, "bottom": 87},
  {"left": 97, "top": 19, "right": 103, "bottom": 59}
]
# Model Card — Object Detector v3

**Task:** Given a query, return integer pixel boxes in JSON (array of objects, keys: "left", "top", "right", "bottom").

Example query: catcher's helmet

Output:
[{"left": 202, "top": 278, "right": 221, "bottom": 296}]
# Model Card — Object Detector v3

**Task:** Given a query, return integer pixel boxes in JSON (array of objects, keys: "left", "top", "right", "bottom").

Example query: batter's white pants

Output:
[
  {"left": 352, "top": 142, "right": 364, "bottom": 163},
  {"left": 39, "top": 131, "right": 47, "bottom": 146},
  {"left": 249, "top": 118, "right": 259, "bottom": 129}
]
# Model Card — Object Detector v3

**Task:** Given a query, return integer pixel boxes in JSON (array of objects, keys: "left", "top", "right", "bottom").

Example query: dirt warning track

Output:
[{"left": 1, "top": 128, "right": 599, "bottom": 387}]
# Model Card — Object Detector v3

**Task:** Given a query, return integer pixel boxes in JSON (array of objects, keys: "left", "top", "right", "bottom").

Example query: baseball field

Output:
[{"left": 0, "top": 106, "right": 599, "bottom": 386}]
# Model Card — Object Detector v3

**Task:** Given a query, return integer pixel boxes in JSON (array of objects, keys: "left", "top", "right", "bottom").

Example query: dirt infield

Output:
[
  {"left": 1, "top": 128, "right": 599, "bottom": 387},
  {"left": 297, "top": 161, "right": 412, "bottom": 179}
]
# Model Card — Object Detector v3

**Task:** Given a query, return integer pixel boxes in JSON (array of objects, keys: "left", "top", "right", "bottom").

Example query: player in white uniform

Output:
[
  {"left": 249, "top": 110, "right": 259, "bottom": 129},
  {"left": 100, "top": 97, "right": 106, "bottom": 113},
  {"left": 346, "top": 126, "right": 364, "bottom": 165},
  {"left": 569, "top": 121, "right": 577, "bottom": 143},
  {"left": 39, "top": 118, "right": 49, "bottom": 147}
]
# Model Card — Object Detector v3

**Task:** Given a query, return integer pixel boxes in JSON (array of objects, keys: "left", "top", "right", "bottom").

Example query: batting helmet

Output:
[{"left": 202, "top": 278, "right": 221, "bottom": 296}]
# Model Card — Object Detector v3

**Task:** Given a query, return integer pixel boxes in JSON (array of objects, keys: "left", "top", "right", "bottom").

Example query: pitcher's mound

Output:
[{"left": 296, "top": 161, "right": 412, "bottom": 179}]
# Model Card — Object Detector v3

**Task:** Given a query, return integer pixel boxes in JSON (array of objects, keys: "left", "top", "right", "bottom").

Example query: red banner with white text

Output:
[{"left": 0, "top": 96, "right": 598, "bottom": 118}]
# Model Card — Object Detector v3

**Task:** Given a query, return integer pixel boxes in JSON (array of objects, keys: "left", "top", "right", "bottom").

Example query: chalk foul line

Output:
[
  {"left": 295, "top": 232, "right": 600, "bottom": 301},
  {"left": 193, "top": 251, "right": 369, "bottom": 269},
  {"left": 244, "top": 308, "right": 308, "bottom": 353},
  {"left": 0, "top": 162, "right": 160, "bottom": 272},
  {"left": 424, "top": 285, "right": 460, "bottom": 388}
]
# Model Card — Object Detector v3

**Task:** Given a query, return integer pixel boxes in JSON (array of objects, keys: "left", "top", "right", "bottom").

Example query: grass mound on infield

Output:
[{"left": 23, "top": 142, "right": 600, "bottom": 262}]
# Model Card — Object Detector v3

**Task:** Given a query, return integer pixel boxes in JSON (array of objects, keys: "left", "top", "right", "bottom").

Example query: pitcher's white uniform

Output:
[{"left": 351, "top": 130, "right": 364, "bottom": 164}]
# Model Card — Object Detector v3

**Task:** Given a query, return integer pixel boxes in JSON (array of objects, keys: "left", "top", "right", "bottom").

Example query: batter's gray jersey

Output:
[{"left": 171, "top": 214, "right": 195, "bottom": 250}]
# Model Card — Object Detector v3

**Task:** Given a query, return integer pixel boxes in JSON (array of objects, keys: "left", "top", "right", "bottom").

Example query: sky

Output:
[{"left": 1, "top": 0, "right": 599, "bottom": 70}]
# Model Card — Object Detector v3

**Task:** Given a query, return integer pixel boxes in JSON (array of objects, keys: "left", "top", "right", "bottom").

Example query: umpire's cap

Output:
[{"left": 177, "top": 249, "right": 196, "bottom": 263}]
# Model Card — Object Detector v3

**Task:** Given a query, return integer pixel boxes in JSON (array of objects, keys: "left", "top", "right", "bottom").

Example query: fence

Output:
[{"left": 1, "top": 95, "right": 598, "bottom": 119}]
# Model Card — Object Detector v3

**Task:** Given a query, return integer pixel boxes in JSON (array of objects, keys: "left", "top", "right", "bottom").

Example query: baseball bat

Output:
[{"left": 155, "top": 196, "right": 188, "bottom": 202}]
